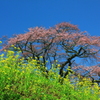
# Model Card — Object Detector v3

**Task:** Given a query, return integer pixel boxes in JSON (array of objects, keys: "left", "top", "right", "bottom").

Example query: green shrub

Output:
[{"left": 0, "top": 50, "right": 100, "bottom": 100}]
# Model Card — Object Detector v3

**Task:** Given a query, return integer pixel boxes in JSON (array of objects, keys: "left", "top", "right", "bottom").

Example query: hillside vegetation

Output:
[{"left": 0, "top": 50, "right": 100, "bottom": 100}]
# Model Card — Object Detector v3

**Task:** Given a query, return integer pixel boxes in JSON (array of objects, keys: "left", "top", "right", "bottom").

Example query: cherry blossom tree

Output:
[{"left": 0, "top": 22, "right": 100, "bottom": 84}]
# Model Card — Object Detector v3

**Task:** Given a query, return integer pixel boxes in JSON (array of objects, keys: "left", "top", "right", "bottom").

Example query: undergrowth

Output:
[{"left": 0, "top": 50, "right": 100, "bottom": 100}]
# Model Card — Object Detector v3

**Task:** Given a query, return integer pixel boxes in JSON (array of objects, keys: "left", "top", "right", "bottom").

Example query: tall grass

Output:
[{"left": 0, "top": 50, "right": 100, "bottom": 100}]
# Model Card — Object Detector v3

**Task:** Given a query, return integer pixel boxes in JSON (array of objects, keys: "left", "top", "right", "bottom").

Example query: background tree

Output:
[{"left": 0, "top": 22, "right": 100, "bottom": 84}]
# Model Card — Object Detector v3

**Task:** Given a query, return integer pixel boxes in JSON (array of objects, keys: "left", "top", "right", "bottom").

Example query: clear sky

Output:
[
  {"left": 0, "top": 0, "right": 100, "bottom": 39},
  {"left": 0, "top": 0, "right": 100, "bottom": 79}
]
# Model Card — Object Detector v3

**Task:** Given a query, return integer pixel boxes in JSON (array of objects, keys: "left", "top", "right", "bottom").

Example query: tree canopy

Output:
[{"left": 0, "top": 22, "right": 100, "bottom": 84}]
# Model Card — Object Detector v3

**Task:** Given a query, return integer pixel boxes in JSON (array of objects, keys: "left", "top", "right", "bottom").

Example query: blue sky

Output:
[
  {"left": 0, "top": 0, "right": 100, "bottom": 79},
  {"left": 0, "top": 0, "right": 100, "bottom": 39}
]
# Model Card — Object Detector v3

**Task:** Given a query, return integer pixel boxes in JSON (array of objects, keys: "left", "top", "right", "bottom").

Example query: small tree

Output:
[{"left": 1, "top": 22, "right": 100, "bottom": 84}]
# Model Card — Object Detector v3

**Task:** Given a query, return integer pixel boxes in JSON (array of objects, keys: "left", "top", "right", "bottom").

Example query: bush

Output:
[{"left": 0, "top": 50, "right": 100, "bottom": 100}]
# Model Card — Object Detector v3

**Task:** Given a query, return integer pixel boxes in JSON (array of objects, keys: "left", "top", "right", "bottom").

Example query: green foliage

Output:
[{"left": 0, "top": 50, "right": 100, "bottom": 100}]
